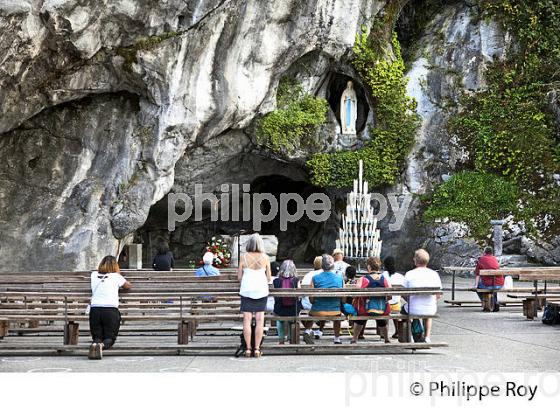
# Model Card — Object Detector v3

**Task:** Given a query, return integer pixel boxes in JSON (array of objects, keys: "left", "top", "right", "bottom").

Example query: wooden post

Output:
[
  {"left": 523, "top": 299, "right": 537, "bottom": 320},
  {"left": 63, "top": 322, "right": 79, "bottom": 345},
  {"left": 289, "top": 321, "right": 301, "bottom": 345},
  {"left": 397, "top": 320, "right": 409, "bottom": 343},
  {"left": 0, "top": 320, "right": 8, "bottom": 339},
  {"left": 178, "top": 321, "right": 190, "bottom": 345},
  {"left": 481, "top": 293, "right": 493, "bottom": 312}
]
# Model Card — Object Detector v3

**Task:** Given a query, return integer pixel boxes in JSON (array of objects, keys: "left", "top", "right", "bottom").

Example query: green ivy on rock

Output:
[
  {"left": 307, "top": 30, "right": 420, "bottom": 188},
  {"left": 425, "top": 0, "right": 560, "bottom": 238},
  {"left": 423, "top": 171, "right": 520, "bottom": 239},
  {"left": 255, "top": 77, "right": 328, "bottom": 156}
]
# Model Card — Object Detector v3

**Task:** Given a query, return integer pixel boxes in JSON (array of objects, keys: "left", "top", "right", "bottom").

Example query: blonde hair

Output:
[
  {"left": 245, "top": 233, "right": 265, "bottom": 253},
  {"left": 413, "top": 249, "right": 430, "bottom": 266},
  {"left": 98, "top": 255, "right": 120, "bottom": 274},
  {"left": 313, "top": 256, "right": 322, "bottom": 270}
]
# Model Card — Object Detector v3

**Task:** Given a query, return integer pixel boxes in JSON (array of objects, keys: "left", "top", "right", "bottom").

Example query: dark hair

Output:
[
  {"left": 484, "top": 246, "right": 493, "bottom": 255},
  {"left": 98, "top": 255, "right": 120, "bottom": 274},
  {"left": 366, "top": 257, "right": 382, "bottom": 272},
  {"left": 383, "top": 256, "right": 396, "bottom": 275},
  {"left": 345, "top": 266, "right": 357, "bottom": 280},
  {"left": 156, "top": 241, "right": 170, "bottom": 255},
  {"left": 270, "top": 261, "right": 281, "bottom": 277}
]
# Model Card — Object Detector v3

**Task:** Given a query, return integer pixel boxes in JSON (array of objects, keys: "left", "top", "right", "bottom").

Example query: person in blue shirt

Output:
[
  {"left": 302, "top": 254, "right": 344, "bottom": 344},
  {"left": 195, "top": 252, "right": 221, "bottom": 277}
]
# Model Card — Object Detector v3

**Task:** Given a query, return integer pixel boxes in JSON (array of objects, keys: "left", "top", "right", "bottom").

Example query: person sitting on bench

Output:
[
  {"left": 350, "top": 257, "right": 391, "bottom": 344},
  {"left": 272, "top": 260, "right": 301, "bottom": 344},
  {"left": 475, "top": 246, "right": 503, "bottom": 312},
  {"left": 303, "top": 254, "right": 344, "bottom": 345},
  {"left": 195, "top": 252, "right": 221, "bottom": 277},
  {"left": 301, "top": 256, "right": 324, "bottom": 339},
  {"left": 152, "top": 240, "right": 175, "bottom": 271},
  {"left": 402, "top": 249, "right": 441, "bottom": 343},
  {"left": 88, "top": 255, "right": 132, "bottom": 360}
]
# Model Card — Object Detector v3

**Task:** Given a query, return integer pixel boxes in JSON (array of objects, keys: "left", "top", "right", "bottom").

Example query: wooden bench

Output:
[
  {"left": 0, "top": 271, "right": 446, "bottom": 354},
  {"left": 441, "top": 267, "right": 560, "bottom": 312},
  {"left": 516, "top": 269, "right": 560, "bottom": 319}
]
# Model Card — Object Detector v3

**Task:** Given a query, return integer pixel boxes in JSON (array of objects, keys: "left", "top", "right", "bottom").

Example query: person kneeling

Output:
[{"left": 88, "top": 255, "right": 132, "bottom": 360}]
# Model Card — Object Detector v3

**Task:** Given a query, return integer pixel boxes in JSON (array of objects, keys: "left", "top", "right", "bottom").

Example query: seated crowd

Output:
[{"left": 88, "top": 233, "right": 442, "bottom": 359}]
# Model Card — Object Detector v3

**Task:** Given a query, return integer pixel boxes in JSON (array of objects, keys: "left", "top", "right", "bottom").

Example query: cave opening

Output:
[
  {"left": 134, "top": 172, "right": 331, "bottom": 267},
  {"left": 327, "top": 73, "right": 369, "bottom": 133}
]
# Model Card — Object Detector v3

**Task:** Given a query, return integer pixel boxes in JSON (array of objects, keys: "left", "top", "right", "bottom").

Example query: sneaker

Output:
[
  {"left": 313, "top": 329, "right": 323, "bottom": 339},
  {"left": 88, "top": 343, "right": 102, "bottom": 360},
  {"left": 333, "top": 337, "right": 342, "bottom": 345},
  {"left": 303, "top": 331, "right": 315, "bottom": 345},
  {"left": 424, "top": 337, "right": 431, "bottom": 344}
]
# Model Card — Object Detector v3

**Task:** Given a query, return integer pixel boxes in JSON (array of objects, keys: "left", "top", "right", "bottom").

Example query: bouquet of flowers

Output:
[{"left": 203, "top": 236, "right": 231, "bottom": 268}]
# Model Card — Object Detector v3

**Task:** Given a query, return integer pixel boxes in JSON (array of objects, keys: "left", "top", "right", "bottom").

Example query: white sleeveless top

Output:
[{"left": 239, "top": 254, "right": 269, "bottom": 299}]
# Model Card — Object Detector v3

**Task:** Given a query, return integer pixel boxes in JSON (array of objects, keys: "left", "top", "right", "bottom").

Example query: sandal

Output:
[
  {"left": 254, "top": 349, "right": 262, "bottom": 358},
  {"left": 244, "top": 349, "right": 252, "bottom": 358}
]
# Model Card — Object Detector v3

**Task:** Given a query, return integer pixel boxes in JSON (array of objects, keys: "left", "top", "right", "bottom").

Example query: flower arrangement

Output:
[{"left": 201, "top": 236, "right": 231, "bottom": 268}]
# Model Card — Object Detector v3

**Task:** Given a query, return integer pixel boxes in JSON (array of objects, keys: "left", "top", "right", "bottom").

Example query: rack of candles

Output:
[{"left": 334, "top": 160, "right": 382, "bottom": 259}]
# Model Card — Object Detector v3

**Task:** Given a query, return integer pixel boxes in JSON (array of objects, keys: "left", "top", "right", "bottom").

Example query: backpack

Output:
[
  {"left": 280, "top": 277, "right": 297, "bottom": 307},
  {"left": 364, "top": 274, "right": 391, "bottom": 316},
  {"left": 542, "top": 304, "right": 560, "bottom": 325},
  {"left": 411, "top": 319, "right": 425, "bottom": 342}
]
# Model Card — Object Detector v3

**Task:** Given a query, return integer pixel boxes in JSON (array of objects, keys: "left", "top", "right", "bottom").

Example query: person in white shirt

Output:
[
  {"left": 403, "top": 249, "right": 442, "bottom": 343},
  {"left": 301, "top": 256, "right": 323, "bottom": 339},
  {"left": 88, "top": 255, "right": 132, "bottom": 360},
  {"left": 332, "top": 248, "right": 349, "bottom": 279}
]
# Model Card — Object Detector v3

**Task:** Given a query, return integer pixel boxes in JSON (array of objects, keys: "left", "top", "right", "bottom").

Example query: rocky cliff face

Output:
[
  {"left": 1, "top": 1, "right": 558, "bottom": 272},
  {"left": 0, "top": 0, "right": 382, "bottom": 271}
]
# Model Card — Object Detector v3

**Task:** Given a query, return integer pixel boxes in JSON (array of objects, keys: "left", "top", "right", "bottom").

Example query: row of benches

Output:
[{"left": 0, "top": 269, "right": 447, "bottom": 355}]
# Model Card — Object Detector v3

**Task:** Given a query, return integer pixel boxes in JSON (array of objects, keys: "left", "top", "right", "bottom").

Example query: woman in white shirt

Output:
[
  {"left": 88, "top": 255, "right": 132, "bottom": 360},
  {"left": 238, "top": 234, "right": 272, "bottom": 358}
]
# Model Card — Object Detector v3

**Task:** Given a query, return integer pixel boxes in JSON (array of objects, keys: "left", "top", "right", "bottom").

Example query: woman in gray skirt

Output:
[{"left": 238, "top": 233, "right": 272, "bottom": 358}]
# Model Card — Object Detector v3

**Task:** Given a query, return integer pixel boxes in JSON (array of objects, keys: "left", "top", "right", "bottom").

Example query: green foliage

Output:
[
  {"left": 431, "top": 0, "right": 560, "bottom": 238},
  {"left": 308, "top": 29, "right": 420, "bottom": 188},
  {"left": 423, "top": 172, "right": 520, "bottom": 238},
  {"left": 256, "top": 77, "right": 328, "bottom": 155}
]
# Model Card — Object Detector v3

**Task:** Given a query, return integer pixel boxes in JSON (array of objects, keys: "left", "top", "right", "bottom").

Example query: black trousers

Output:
[{"left": 89, "top": 307, "right": 121, "bottom": 348}]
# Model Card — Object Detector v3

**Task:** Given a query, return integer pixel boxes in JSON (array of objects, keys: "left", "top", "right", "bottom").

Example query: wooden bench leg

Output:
[
  {"left": 178, "top": 321, "right": 190, "bottom": 345},
  {"left": 481, "top": 293, "right": 492, "bottom": 312},
  {"left": 63, "top": 322, "right": 79, "bottom": 345},
  {"left": 397, "top": 320, "right": 409, "bottom": 343},
  {"left": 0, "top": 320, "right": 8, "bottom": 339},
  {"left": 28, "top": 319, "right": 39, "bottom": 329},
  {"left": 289, "top": 322, "right": 300, "bottom": 345},
  {"left": 189, "top": 320, "right": 197, "bottom": 341},
  {"left": 523, "top": 299, "right": 537, "bottom": 320}
]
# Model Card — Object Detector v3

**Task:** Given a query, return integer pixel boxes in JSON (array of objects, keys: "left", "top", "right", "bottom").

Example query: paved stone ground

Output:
[{"left": 1, "top": 275, "right": 560, "bottom": 373}]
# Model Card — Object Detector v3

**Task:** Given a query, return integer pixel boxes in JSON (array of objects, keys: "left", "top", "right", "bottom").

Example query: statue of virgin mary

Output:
[{"left": 340, "top": 81, "right": 358, "bottom": 135}]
